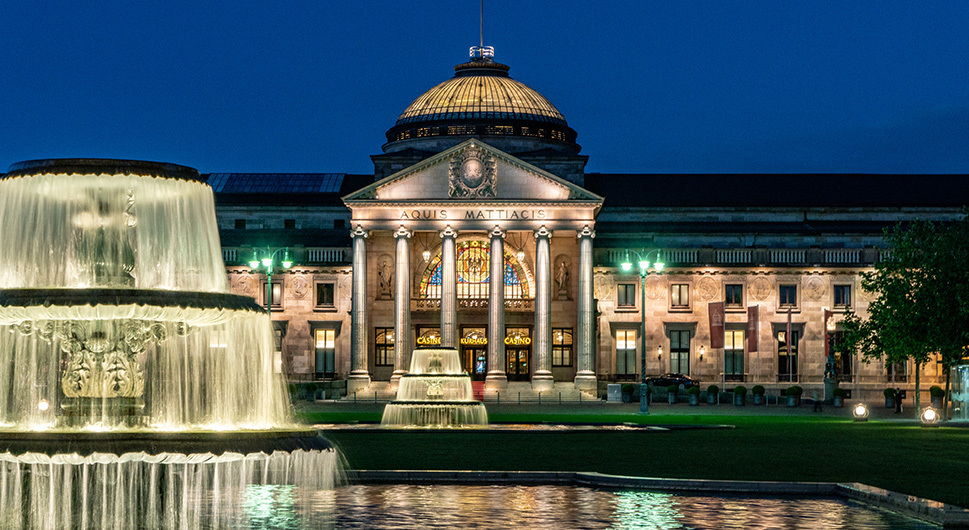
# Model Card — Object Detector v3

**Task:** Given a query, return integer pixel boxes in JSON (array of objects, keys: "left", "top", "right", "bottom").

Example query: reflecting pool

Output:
[{"left": 205, "top": 484, "right": 938, "bottom": 529}]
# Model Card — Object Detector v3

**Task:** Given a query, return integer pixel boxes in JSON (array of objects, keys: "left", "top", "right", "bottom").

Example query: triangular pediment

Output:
[{"left": 343, "top": 140, "right": 602, "bottom": 205}]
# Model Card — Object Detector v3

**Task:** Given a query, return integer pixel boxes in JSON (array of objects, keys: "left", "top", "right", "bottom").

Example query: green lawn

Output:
[{"left": 309, "top": 412, "right": 969, "bottom": 509}]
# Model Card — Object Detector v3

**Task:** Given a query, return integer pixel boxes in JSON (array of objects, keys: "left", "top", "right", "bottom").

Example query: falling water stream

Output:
[{"left": 0, "top": 159, "right": 343, "bottom": 529}]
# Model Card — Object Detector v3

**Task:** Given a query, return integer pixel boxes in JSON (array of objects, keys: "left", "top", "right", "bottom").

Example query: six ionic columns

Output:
[{"left": 354, "top": 223, "right": 596, "bottom": 393}]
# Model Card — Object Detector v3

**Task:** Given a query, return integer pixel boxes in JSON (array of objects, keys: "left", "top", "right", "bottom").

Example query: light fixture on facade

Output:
[
  {"left": 657, "top": 345, "right": 663, "bottom": 361},
  {"left": 852, "top": 403, "right": 869, "bottom": 422},
  {"left": 699, "top": 345, "right": 705, "bottom": 361},
  {"left": 422, "top": 248, "right": 431, "bottom": 262},
  {"left": 920, "top": 407, "right": 940, "bottom": 427}
]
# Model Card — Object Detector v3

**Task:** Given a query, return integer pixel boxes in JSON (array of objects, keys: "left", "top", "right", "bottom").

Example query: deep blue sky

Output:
[{"left": 2, "top": 1, "right": 967, "bottom": 175}]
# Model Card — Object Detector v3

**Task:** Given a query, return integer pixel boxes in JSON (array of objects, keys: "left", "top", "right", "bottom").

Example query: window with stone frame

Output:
[
  {"left": 833, "top": 284, "right": 852, "bottom": 308},
  {"left": 552, "top": 328, "right": 573, "bottom": 367},
  {"left": 725, "top": 284, "right": 744, "bottom": 308},
  {"left": 724, "top": 329, "right": 744, "bottom": 381},
  {"left": 779, "top": 284, "right": 798, "bottom": 308},
  {"left": 375, "top": 328, "right": 394, "bottom": 366},
  {"left": 315, "top": 282, "right": 335, "bottom": 308},
  {"left": 670, "top": 283, "right": 690, "bottom": 309},
  {"left": 615, "top": 329, "right": 637, "bottom": 379},
  {"left": 617, "top": 283, "right": 636, "bottom": 307},
  {"left": 778, "top": 329, "right": 799, "bottom": 381}
]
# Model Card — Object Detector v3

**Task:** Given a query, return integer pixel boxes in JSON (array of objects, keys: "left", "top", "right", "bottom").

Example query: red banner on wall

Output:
[
  {"left": 747, "top": 306, "right": 759, "bottom": 352},
  {"left": 709, "top": 302, "right": 725, "bottom": 349}
]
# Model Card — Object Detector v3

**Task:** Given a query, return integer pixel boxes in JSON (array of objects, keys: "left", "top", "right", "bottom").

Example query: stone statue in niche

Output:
[
  {"left": 377, "top": 256, "right": 394, "bottom": 298},
  {"left": 555, "top": 259, "right": 570, "bottom": 299}
]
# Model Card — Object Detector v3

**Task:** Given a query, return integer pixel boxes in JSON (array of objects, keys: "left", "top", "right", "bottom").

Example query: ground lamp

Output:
[
  {"left": 620, "top": 249, "right": 665, "bottom": 414},
  {"left": 852, "top": 403, "right": 869, "bottom": 422},
  {"left": 920, "top": 407, "right": 940, "bottom": 427},
  {"left": 249, "top": 248, "right": 293, "bottom": 316}
]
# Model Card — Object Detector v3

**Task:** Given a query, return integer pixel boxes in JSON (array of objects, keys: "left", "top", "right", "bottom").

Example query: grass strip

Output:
[{"left": 313, "top": 415, "right": 969, "bottom": 508}]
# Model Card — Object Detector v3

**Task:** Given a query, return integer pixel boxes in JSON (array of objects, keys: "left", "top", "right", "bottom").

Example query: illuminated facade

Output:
[{"left": 208, "top": 50, "right": 965, "bottom": 402}]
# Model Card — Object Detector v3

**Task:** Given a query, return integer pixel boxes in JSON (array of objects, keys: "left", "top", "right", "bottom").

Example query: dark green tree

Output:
[{"left": 840, "top": 216, "right": 969, "bottom": 419}]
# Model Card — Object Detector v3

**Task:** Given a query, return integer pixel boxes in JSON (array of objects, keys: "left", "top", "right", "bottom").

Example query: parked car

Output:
[{"left": 645, "top": 373, "right": 698, "bottom": 389}]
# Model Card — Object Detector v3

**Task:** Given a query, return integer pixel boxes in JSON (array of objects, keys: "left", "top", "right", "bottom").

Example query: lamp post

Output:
[
  {"left": 621, "top": 249, "right": 665, "bottom": 414},
  {"left": 249, "top": 247, "right": 293, "bottom": 317}
]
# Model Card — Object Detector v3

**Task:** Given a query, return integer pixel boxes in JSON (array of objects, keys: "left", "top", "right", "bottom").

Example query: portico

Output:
[{"left": 343, "top": 140, "right": 603, "bottom": 394}]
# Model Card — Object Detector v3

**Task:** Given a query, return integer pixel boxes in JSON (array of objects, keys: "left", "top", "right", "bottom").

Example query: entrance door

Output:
[
  {"left": 464, "top": 347, "right": 488, "bottom": 381},
  {"left": 506, "top": 348, "right": 530, "bottom": 381}
]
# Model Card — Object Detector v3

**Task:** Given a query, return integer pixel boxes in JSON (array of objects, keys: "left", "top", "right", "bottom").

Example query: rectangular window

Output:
[
  {"left": 724, "top": 330, "right": 744, "bottom": 381},
  {"left": 234, "top": 219, "right": 246, "bottom": 229},
  {"left": 616, "top": 330, "right": 637, "bottom": 379},
  {"left": 669, "top": 330, "right": 691, "bottom": 374},
  {"left": 552, "top": 328, "right": 573, "bottom": 367},
  {"left": 375, "top": 328, "right": 394, "bottom": 366},
  {"left": 670, "top": 284, "right": 690, "bottom": 309},
  {"left": 617, "top": 283, "right": 636, "bottom": 307},
  {"left": 262, "top": 281, "right": 283, "bottom": 308},
  {"left": 779, "top": 284, "right": 798, "bottom": 308},
  {"left": 315, "top": 282, "right": 335, "bottom": 308},
  {"left": 828, "top": 330, "right": 852, "bottom": 381},
  {"left": 725, "top": 284, "right": 743, "bottom": 307},
  {"left": 886, "top": 361, "right": 908, "bottom": 382},
  {"left": 833, "top": 285, "right": 851, "bottom": 308},
  {"left": 334, "top": 219, "right": 346, "bottom": 229},
  {"left": 314, "top": 328, "right": 335, "bottom": 378},
  {"left": 778, "top": 330, "right": 799, "bottom": 380},
  {"left": 284, "top": 219, "right": 296, "bottom": 229}
]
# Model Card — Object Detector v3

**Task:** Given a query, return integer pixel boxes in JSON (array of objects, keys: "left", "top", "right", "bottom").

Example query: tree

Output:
[{"left": 839, "top": 216, "right": 969, "bottom": 420}]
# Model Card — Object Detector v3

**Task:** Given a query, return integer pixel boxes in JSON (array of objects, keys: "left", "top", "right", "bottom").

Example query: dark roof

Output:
[
  {"left": 584, "top": 173, "right": 969, "bottom": 208},
  {"left": 205, "top": 173, "right": 372, "bottom": 206}
]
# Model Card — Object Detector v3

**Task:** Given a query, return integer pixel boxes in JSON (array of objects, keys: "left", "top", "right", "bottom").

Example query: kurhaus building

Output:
[{"left": 203, "top": 48, "right": 965, "bottom": 402}]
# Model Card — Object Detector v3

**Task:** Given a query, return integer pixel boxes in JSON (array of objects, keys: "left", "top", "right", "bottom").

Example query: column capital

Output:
[
  {"left": 394, "top": 225, "right": 413, "bottom": 239},
  {"left": 439, "top": 225, "right": 458, "bottom": 239},
  {"left": 533, "top": 225, "right": 552, "bottom": 239},
  {"left": 578, "top": 225, "right": 596, "bottom": 239},
  {"left": 490, "top": 225, "right": 506, "bottom": 239},
  {"left": 351, "top": 225, "right": 369, "bottom": 239}
]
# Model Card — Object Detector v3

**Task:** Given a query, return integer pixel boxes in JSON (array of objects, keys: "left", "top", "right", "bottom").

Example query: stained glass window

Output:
[{"left": 419, "top": 240, "right": 530, "bottom": 299}]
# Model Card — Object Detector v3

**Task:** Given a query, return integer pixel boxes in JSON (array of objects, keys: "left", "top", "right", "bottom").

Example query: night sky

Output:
[{"left": 2, "top": 1, "right": 967, "bottom": 175}]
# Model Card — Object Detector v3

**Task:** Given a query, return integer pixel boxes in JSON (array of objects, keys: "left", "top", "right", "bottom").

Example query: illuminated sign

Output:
[
  {"left": 460, "top": 337, "right": 487, "bottom": 346},
  {"left": 416, "top": 335, "right": 441, "bottom": 345},
  {"left": 503, "top": 336, "right": 532, "bottom": 346}
]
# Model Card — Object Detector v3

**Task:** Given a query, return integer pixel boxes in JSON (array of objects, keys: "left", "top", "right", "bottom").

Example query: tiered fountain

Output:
[
  {"left": 382, "top": 346, "right": 488, "bottom": 427},
  {"left": 0, "top": 159, "right": 343, "bottom": 529}
]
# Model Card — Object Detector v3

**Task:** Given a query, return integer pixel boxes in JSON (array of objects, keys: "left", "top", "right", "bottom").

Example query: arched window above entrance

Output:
[{"left": 419, "top": 239, "right": 532, "bottom": 300}]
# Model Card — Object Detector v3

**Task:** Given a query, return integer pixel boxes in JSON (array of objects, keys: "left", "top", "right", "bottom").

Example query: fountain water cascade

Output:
[
  {"left": 382, "top": 347, "right": 488, "bottom": 426},
  {"left": 0, "top": 159, "right": 343, "bottom": 529}
]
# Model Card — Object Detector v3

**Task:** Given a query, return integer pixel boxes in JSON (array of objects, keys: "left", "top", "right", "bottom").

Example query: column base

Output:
[
  {"left": 531, "top": 371, "right": 554, "bottom": 393},
  {"left": 347, "top": 372, "right": 371, "bottom": 396},
  {"left": 574, "top": 371, "right": 598, "bottom": 393},
  {"left": 485, "top": 372, "right": 508, "bottom": 391},
  {"left": 390, "top": 370, "right": 408, "bottom": 388}
]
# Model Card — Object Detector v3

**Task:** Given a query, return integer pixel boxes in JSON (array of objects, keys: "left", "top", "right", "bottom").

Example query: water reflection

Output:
[{"left": 210, "top": 484, "right": 938, "bottom": 529}]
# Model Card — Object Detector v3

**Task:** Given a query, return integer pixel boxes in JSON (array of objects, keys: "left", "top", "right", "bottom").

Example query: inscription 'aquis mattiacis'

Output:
[{"left": 399, "top": 209, "right": 547, "bottom": 220}]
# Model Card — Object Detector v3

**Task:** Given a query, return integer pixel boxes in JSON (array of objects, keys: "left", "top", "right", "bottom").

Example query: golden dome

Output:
[{"left": 395, "top": 60, "right": 567, "bottom": 126}]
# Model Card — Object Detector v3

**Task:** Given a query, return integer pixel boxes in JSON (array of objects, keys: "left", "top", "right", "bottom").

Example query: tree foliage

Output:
[{"left": 840, "top": 216, "right": 969, "bottom": 369}]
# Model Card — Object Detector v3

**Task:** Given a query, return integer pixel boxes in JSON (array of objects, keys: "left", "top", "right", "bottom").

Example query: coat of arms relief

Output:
[{"left": 448, "top": 147, "right": 497, "bottom": 198}]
